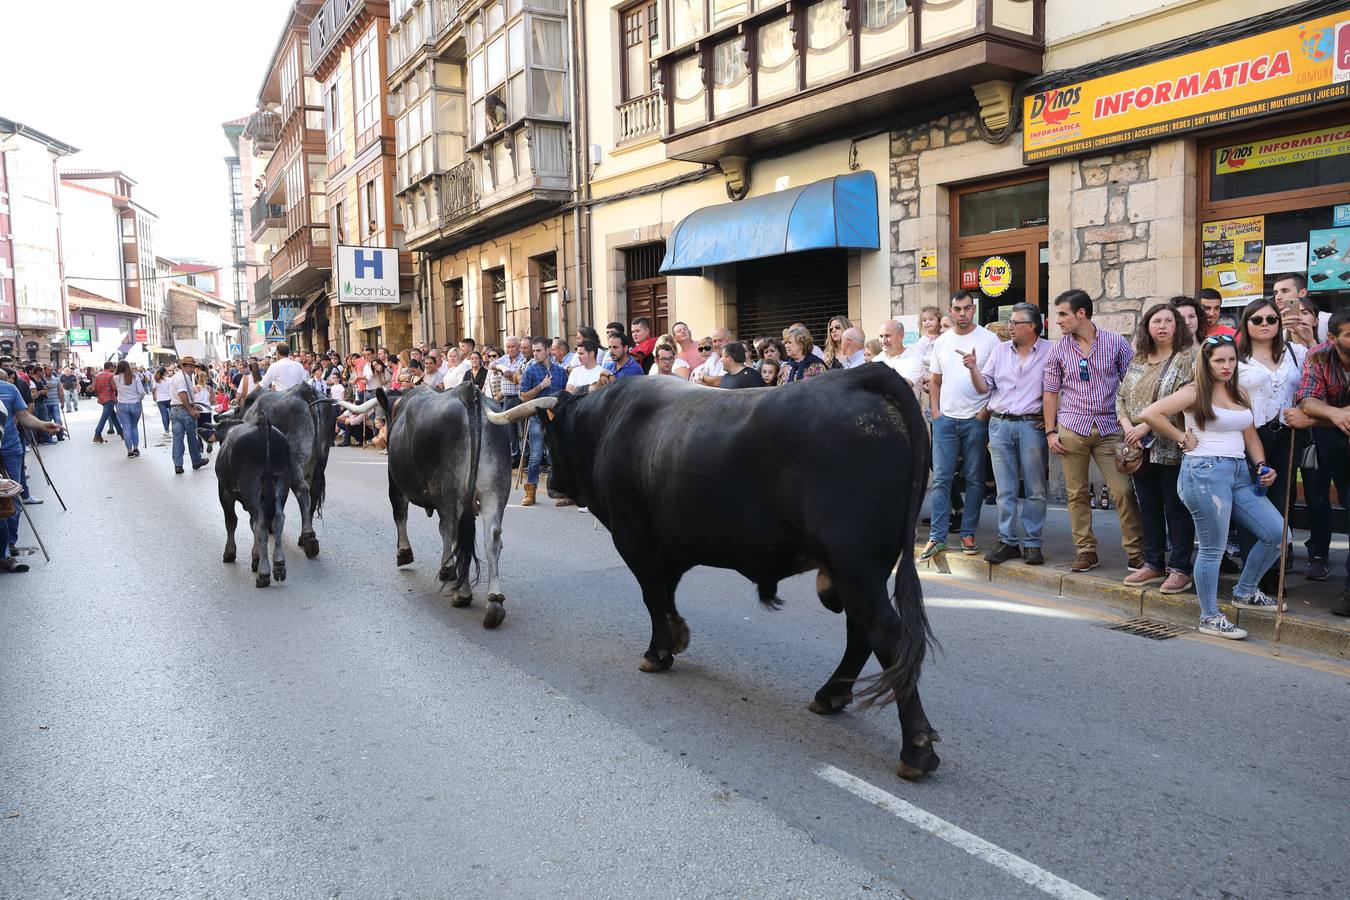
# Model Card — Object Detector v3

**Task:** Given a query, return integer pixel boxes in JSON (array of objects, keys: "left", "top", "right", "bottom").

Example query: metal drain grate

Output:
[{"left": 1102, "top": 617, "right": 1188, "bottom": 640}]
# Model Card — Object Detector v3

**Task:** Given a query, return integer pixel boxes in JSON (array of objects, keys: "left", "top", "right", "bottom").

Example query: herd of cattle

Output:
[{"left": 212, "top": 366, "right": 941, "bottom": 779}]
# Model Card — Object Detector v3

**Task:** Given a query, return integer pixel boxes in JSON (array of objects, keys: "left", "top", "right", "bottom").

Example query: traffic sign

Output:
[
  {"left": 228, "top": 343, "right": 242, "bottom": 356},
  {"left": 262, "top": 319, "right": 286, "bottom": 340},
  {"left": 134, "top": 328, "right": 149, "bottom": 343}
]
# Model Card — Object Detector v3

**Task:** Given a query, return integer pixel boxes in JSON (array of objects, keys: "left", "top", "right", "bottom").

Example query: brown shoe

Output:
[
  {"left": 521, "top": 484, "right": 536, "bottom": 507},
  {"left": 1123, "top": 566, "right": 1165, "bottom": 586},
  {"left": 554, "top": 497, "right": 574, "bottom": 507},
  {"left": 1070, "top": 551, "right": 1099, "bottom": 572}
]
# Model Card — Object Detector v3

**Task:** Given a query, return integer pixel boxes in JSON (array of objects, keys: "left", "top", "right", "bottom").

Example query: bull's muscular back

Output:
[{"left": 575, "top": 365, "right": 922, "bottom": 581}]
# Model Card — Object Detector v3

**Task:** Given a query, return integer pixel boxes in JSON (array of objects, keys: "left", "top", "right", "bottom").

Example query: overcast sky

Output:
[{"left": 1, "top": 0, "right": 292, "bottom": 304}]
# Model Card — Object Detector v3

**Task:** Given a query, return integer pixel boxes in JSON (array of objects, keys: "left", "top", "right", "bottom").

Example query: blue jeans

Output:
[
  {"left": 501, "top": 395, "right": 522, "bottom": 459},
  {"left": 987, "top": 416, "right": 1047, "bottom": 547},
  {"left": 1, "top": 446, "right": 22, "bottom": 554},
  {"left": 1179, "top": 456, "right": 1286, "bottom": 619},
  {"left": 114, "top": 402, "right": 142, "bottom": 451},
  {"left": 96, "top": 400, "right": 122, "bottom": 437},
  {"left": 64, "top": 391, "right": 78, "bottom": 412},
  {"left": 44, "top": 401, "right": 63, "bottom": 439},
  {"left": 169, "top": 406, "right": 203, "bottom": 468},
  {"left": 157, "top": 399, "right": 171, "bottom": 432},
  {"left": 929, "top": 415, "right": 988, "bottom": 543},
  {"left": 525, "top": 416, "right": 546, "bottom": 486}
]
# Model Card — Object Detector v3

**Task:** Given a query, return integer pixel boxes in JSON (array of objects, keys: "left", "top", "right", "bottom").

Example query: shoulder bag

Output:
[{"left": 1114, "top": 351, "right": 1176, "bottom": 476}]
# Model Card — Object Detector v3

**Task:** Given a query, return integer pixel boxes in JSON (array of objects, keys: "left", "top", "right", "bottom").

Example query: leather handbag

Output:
[{"left": 1113, "top": 351, "right": 1177, "bottom": 476}]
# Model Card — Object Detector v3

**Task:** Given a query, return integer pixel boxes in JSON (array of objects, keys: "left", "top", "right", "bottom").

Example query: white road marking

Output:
[
  {"left": 923, "top": 597, "right": 1086, "bottom": 620},
  {"left": 817, "top": 765, "right": 1102, "bottom": 900}
]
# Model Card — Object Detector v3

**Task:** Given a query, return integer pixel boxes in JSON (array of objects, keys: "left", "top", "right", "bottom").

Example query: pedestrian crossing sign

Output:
[{"left": 263, "top": 320, "right": 285, "bottom": 340}]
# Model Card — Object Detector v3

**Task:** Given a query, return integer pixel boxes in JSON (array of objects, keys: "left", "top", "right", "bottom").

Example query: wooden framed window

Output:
[{"left": 621, "top": 0, "right": 660, "bottom": 102}]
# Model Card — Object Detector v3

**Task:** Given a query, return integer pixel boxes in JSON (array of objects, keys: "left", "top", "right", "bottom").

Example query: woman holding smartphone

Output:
[{"left": 1141, "top": 334, "right": 1284, "bottom": 640}]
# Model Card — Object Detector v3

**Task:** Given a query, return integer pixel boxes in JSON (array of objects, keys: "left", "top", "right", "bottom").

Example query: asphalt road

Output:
[{"left": 3, "top": 405, "right": 1348, "bottom": 898}]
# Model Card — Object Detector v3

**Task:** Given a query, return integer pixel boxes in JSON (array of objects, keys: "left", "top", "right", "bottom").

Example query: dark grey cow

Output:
[
  {"left": 225, "top": 382, "right": 337, "bottom": 558},
  {"left": 214, "top": 412, "right": 291, "bottom": 588},
  {"left": 341, "top": 383, "right": 512, "bottom": 627}
]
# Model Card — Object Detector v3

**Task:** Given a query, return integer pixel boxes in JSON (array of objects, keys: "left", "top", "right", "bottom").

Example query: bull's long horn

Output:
[
  {"left": 484, "top": 396, "right": 557, "bottom": 425},
  {"left": 337, "top": 398, "right": 379, "bottom": 415}
]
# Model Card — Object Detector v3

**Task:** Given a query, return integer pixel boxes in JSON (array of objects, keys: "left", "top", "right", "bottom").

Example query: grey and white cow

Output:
[
  {"left": 340, "top": 382, "right": 512, "bottom": 627},
  {"left": 214, "top": 411, "right": 291, "bottom": 588},
  {"left": 223, "top": 382, "right": 338, "bottom": 559}
]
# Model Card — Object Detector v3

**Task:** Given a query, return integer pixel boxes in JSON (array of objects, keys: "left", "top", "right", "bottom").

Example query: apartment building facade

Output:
[
  {"left": 223, "top": 115, "right": 267, "bottom": 347},
  {"left": 0, "top": 117, "right": 78, "bottom": 364},
  {"left": 59, "top": 170, "right": 159, "bottom": 366},
  {"left": 249, "top": 1, "right": 333, "bottom": 355},
  {"left": 387, "top": 0, "right": 579, "bottom": 349},
  {"left": 308, "top": 0, "right": 415, "bottom": 352}
]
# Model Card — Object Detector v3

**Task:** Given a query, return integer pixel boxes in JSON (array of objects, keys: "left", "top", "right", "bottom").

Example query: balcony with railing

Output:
[
  {"left": 243, "top": 110, "right": 281, "bottom": 153},
  {"left": 617, "top": 93, "right": 662, "bottom": 144},
  {"left": 440, "top": 159, "right": 479, "bottom": 223},
  {"left": 657, "top": 0, "right": 1044, "bottom": 163},
  {"left": 270, "top": 226, "right": 332, "bottom": 295},
  {"left": 249, "top": 196, "right": 286, "bottom": 240}
]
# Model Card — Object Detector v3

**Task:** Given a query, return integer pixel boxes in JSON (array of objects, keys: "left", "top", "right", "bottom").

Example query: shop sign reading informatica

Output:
[
  {"left": 1024, "top": 12, "right": 1350, "bottom": 163},
  {"left": 336, "top": 245, "right": 401, "bottom": 305}
]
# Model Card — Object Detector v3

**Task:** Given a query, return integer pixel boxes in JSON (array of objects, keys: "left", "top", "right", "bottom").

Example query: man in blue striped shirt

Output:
[{"left": 1042, "top": 290, "right": 1143, "bottom": 573}]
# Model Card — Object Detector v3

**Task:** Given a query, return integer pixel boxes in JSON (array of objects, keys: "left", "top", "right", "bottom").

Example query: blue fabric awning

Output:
[{"left": 659, "top": 171, "right": 879, "bottom": 275}]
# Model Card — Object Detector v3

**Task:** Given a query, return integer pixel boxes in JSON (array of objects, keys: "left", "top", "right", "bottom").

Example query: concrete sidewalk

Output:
[{"left": 917, "top": 493, "right": 1350, "bottom": 658}]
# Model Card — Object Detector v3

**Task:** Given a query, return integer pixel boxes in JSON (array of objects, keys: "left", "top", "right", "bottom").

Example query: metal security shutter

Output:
[{"left": 735, "top": 249, "right": 848, "bottom": 343}]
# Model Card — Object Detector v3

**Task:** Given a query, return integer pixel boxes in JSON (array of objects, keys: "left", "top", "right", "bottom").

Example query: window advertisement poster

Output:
[
  {"left": 1201, "top": 216, "right": 1264, "bottom": 304},
  {"left": 335, "top": 245, "right": 401, "bottom": 305},
  {"left": 1306, "top": 227, "right": 1350, "bottom": 290}
]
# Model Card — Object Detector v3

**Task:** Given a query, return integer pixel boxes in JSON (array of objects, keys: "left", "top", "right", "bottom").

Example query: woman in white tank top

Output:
[{"left": 1142, "top": 334, "right": 1285, "bottom": 640}]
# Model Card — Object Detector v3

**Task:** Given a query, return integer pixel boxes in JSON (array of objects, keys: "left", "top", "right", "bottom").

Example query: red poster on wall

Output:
[{"left": 134, "top": 328, "right": 148, "bottom": 343}]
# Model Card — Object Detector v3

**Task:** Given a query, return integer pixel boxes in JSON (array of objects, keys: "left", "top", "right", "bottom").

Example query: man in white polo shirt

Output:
[{"left": 257, "top": 343, "right": 307, "bottom": 392}]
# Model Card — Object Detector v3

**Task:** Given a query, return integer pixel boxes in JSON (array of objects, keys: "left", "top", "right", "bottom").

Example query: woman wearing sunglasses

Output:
[
  {"left": 1234, "top": 298, "right": 1308, "bottom": 585},
  {"left": 1141, "top": 333, "right": 1285, "bottom": 640}
]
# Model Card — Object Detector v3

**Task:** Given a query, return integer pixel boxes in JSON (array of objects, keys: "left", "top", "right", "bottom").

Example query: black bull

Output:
[{"left": 488, "top": 365, "right": 940, "bottom": 778}]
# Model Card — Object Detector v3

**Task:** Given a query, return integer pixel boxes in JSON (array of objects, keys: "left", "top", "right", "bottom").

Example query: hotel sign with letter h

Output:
[{"left": 336, "top": 245, "right": 401, "bottom": 305}]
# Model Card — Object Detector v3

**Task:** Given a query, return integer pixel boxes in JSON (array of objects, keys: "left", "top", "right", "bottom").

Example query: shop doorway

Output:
[
  {"left": 735, "top": 249, "right": 847, "bottom": 344},
  {"left": 950, "top": 174, "right": 1049, "bottom": 335},
  {"left": 624, "top": 242, "right": 668, "bottom": 337}
]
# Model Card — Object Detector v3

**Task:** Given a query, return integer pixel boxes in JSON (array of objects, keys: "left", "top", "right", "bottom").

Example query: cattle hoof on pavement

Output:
[
  {"left": 895, "top": 736, "right": 941, "bottom": 780},
  {"left": 255, "top": 573, "right": 271, "bottom": 589},
  {"left": 274, "top": 562, "right": 286, "bottom": 582},
  {"left": 450, "top": 592, "right": 473, "bottom": 608},
  {"left": 396, "top": 547, "right": 414, "bottom": 566},
  {"left": 638, "top": 651, "right": 674, "bottom": 673},
  {"left": 437, "top": 566, "right": 453, "bottom": 582},
  {"left": 668, "top": 615, "right": 690, "bottom": 654},
  {"left": 482, "top": 602, "right": 505, "bottom": 629},
  {"left": 301, "top": 534, "right": 320, "bottom": 559},
  {"left": 806, "top": 693, "right": 853, "bottom": 715},
  {"left": 222, "top": 550, "right": 236, "bottom": 563}
]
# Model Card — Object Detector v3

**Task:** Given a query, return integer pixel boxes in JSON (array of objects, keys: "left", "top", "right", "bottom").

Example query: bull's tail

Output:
[
  {"left": 447, "top": 385, "right": 482, "bottom": 587},
  {"left": 856, "top": 368, "right": 935, "bottom": 709},
  {"left": 257, "top": 412, "right": 278, "bottom": 535}
]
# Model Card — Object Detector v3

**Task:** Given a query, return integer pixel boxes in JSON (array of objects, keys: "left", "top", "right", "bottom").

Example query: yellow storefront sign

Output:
[
  {"left": 1214, "top": 125, "right": 1350, "bottom": 175},
  {"left": 1024, "top": 12, "right": 1350, "bottom": 162}
]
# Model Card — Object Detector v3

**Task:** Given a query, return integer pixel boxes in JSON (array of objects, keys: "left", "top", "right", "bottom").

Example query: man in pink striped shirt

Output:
[{"left": 1042, "top": 290, "right": 1144, "bottom": 573}]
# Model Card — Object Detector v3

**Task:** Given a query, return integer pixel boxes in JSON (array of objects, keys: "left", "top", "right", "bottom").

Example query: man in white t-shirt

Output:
[
  {"left": 565, "top": 339, "right": 608, "bottom": 393},
  {"left": 693, "top": 327, "right": 730, "bottom": 385},
  {"left": 921, "top": 291, "right": 1000, "bottom": 560},
  {"left": 257, "top": 343, "right": 307, "bottom": 392}
]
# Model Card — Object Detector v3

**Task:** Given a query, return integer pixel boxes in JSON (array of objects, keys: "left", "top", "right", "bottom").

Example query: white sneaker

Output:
[{"left": 1198, "top": 614, "right": 1247, "bottom": 640}]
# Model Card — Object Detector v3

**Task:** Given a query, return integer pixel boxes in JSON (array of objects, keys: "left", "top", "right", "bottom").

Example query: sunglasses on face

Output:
[
  {"left": 1248, "top": 315, "right": 1280, "bottom": 326},
  {"left": 1205, "top": 334, "right": 1236, "bottom": 345},
  {"left": 698, "top": 345, "right": 711, "bottom": 352}
]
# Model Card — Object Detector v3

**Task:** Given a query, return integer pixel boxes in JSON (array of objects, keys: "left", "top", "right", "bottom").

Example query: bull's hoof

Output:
[
  {"left": 437, "top": 567, "right": 453, "bottom": 582},
  {"left": 638, "top": 651, "right": 674, "bottom": 673},
  {"left": 251, "top": 558, "right": 259, "bottom": 572},
  {"left": 450, "top": 593, "right": 473, "bottom": 608},
  {"left": 255, "top": 573, "right": 271, "bottom": 588},
  {"left": 487, "top": 592, "right": 506, "bottom": 606},
  {"left": 274, "top": 562, "right": 286, "bottom": 583},
  {"left": 222, "top": 550, "right": 236, "bottom": 564},
  {"left": 895, "top": 737, "right": 942, "bottom": 780},
  {"left": 482, "top": 602, "right": 505, "bottom": 629},
  {"left": 301, "top": 534, "right": 320, "bottom": 559},
  {"left": 807, "top": 691, "right": 854, "bottom": 715},
  {"left": 396, "top": 547, "right": 414, "bottom": 566},
  {"left": 668, "top": 615, "right": 690, "bottom": 655}
]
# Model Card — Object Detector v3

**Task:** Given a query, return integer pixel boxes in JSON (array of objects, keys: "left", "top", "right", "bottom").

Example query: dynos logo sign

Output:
[{"left": 336, "top": 245, "right": 401, "bottom": 305}]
